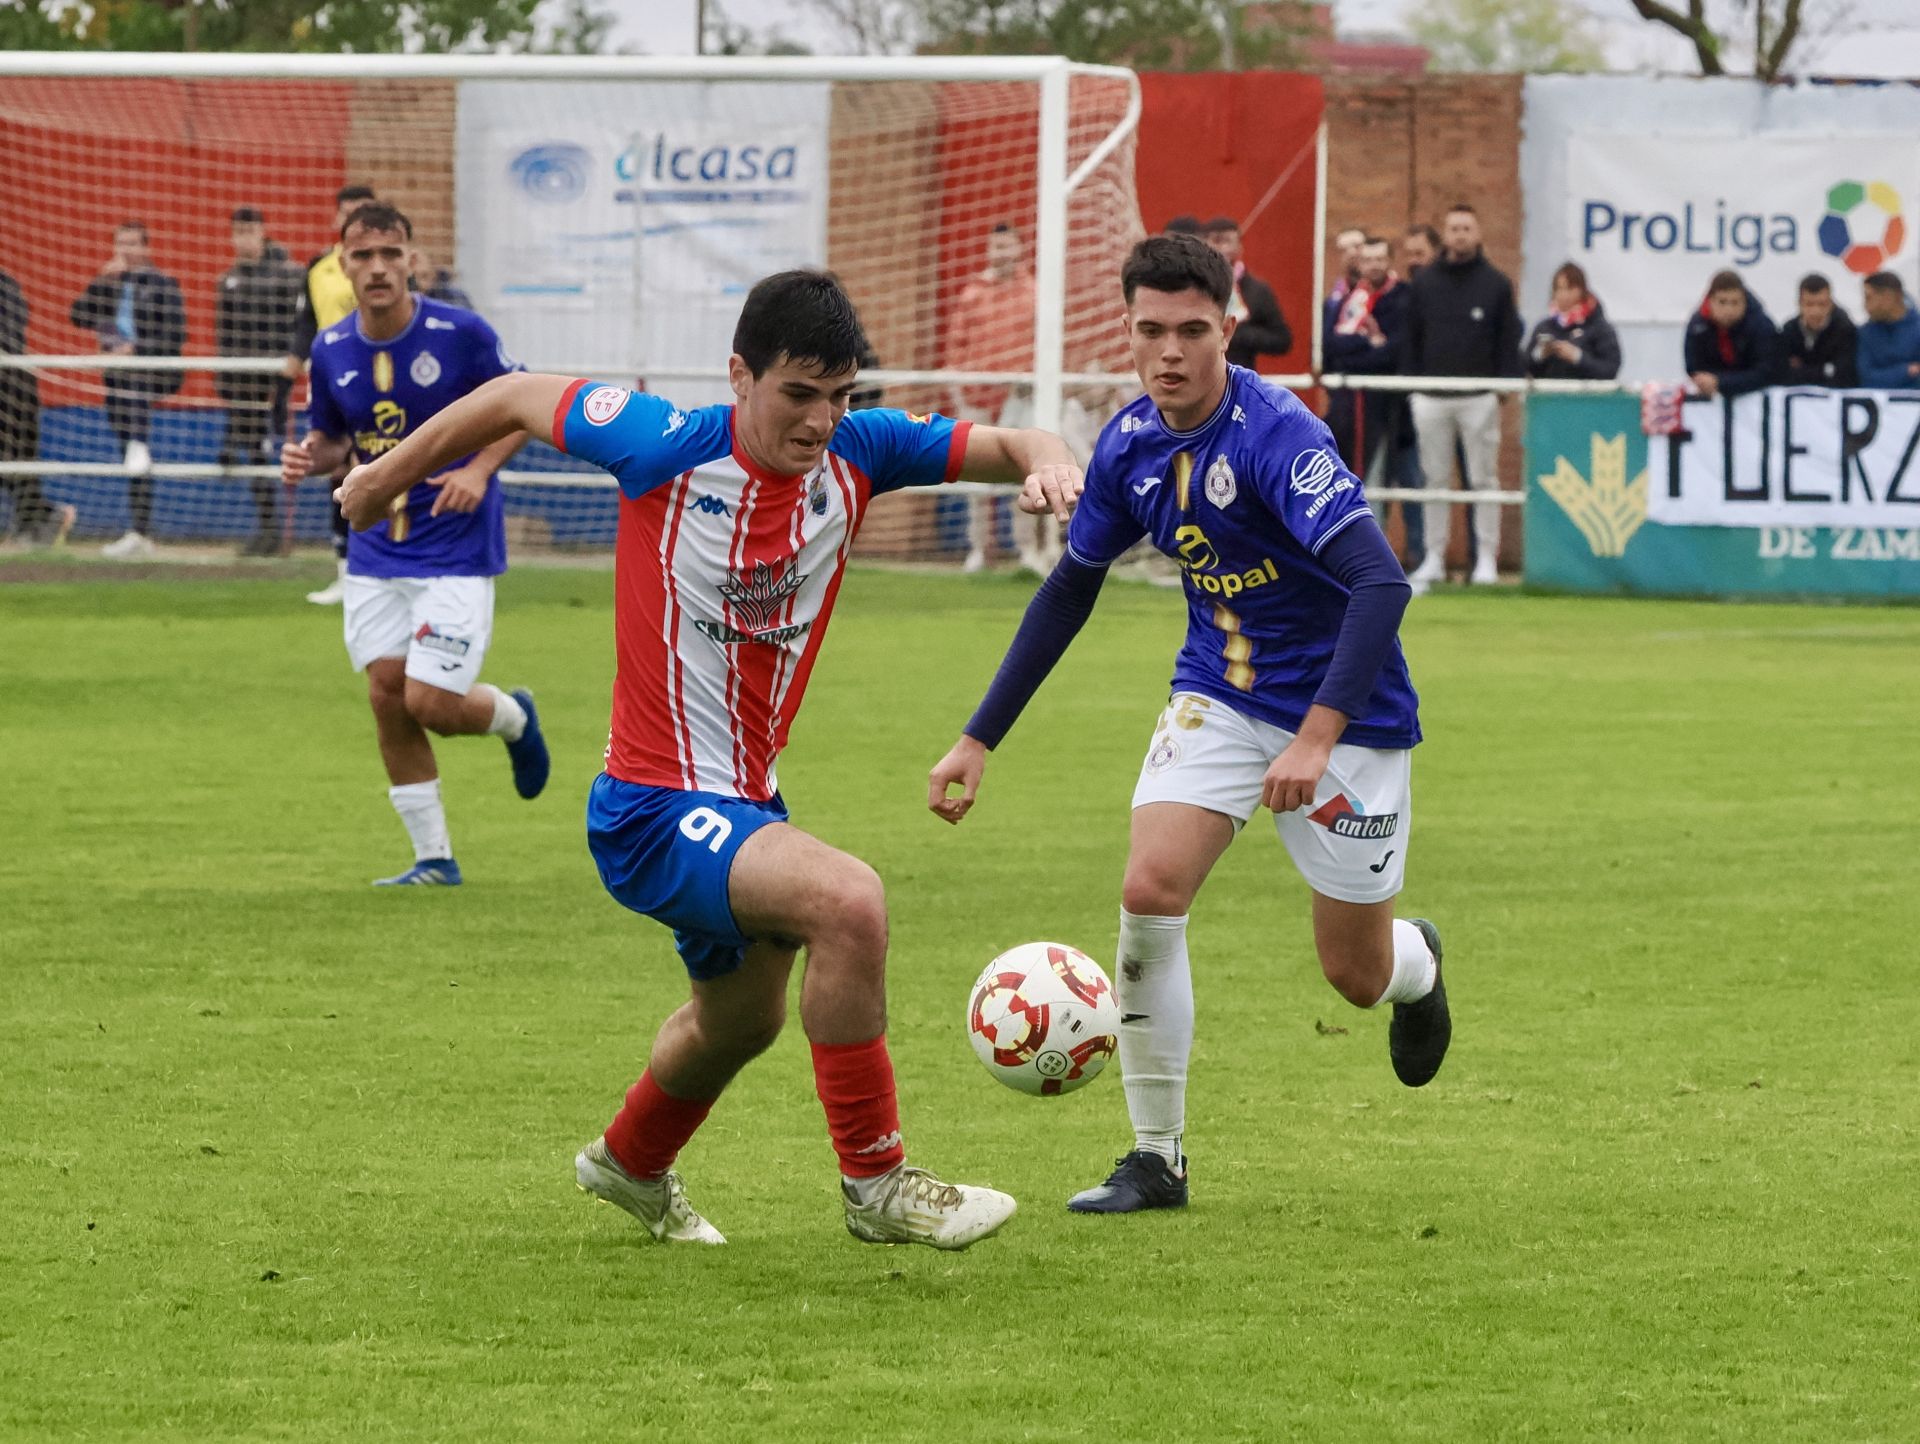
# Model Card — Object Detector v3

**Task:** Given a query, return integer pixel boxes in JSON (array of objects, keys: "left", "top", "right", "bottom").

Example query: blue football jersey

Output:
[
  {"left": 1067, "top": 366, "right": 1420, "bottom": 748},
  {"left": 306, "top": 296, "right": 521, "bottom": 579}
]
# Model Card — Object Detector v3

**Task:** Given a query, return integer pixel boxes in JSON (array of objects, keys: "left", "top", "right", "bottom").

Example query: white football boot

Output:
[
  {"left": 101, "top": 530, "right": 155, "bottom": 560},
  {"left": 574, "top": 1137, "right": 725, "bottom": 1245},
  {"left": 842, "top": 1165, "right": 1017, "bottom": 1251},
  {"left": 306, "top": 558, "right": 348, "bottom": 606}
]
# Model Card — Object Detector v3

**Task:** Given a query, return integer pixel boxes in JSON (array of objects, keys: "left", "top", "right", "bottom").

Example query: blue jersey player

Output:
[
  {"left": 280, "top": 202, "right": 550, "bottom": 887},
  {"left": 929, "top": 235, "right": 1452, "bottom": 1214}
]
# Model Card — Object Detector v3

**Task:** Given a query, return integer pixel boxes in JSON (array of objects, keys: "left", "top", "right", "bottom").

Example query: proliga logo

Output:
[{"left": 1817, "top": 179, "right": 1907, "bottom": 274}]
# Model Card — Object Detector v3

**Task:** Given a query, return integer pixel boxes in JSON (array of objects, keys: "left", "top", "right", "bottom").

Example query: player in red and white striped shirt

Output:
[{"left": 338, "top": 270, "right": 1081, "bottom": 1250}]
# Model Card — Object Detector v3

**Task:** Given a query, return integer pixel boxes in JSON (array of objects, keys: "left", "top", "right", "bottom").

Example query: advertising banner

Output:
[
  {"left": 1650, "top": 387, "right": 1920, "bottom": 530},
  {"left": 456, "top": 80, "right": 830, "bottom": 399},
  {"left": 1566, "top": 134, "right": 1920, "bottom": 324},
  {"left": 1525, "top": 391, "right": 1920, "bottom": 599}
]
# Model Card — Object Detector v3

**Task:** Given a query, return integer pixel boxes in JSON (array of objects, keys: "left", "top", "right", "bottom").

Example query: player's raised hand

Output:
[
  {"left": 1260, "top": 737, "right": 1332, "bottom": 816},
  {"left": 928, "top": 736, "right": 988, "bottom": 825},
  {"left": 1018, "top": 463, "right": 1083, "bottom": 523},
  {"left": 280, "top": 437, "right": 314, "bottom": 486},
  {"left": 427, "top": 461, "right": 490, "bottom": 517}
]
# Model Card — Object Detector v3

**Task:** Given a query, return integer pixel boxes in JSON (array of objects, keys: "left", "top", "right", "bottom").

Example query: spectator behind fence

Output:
[
  {"left": 1326, "top": 225, "right": 1365, "bottom": 309},
  {"left": 217, "top": 206, "right": 302, "bottom": 557},
  {"left": 1774, "top": 273, "right": 1857, "bottom": 388},
  {"left": 946, "top": 222, "right": 1042, "bottom": 574},
  {"left": 1856, "top": 271, "right": 1920, "bottom": 390},
  {"left": 1403, "top": 204, "right": 1522, "bottom": 590},
  {"left": 70, "top": 219, "right": 185, "bottom": 561},
  {"left": 1, "top": 264, "right": 72, "bottom": 548},
  {"left": 1401, "top": 224, "right": 1439, "bottom": 278},
  {"left": 411, "top": 244, "right": 473, "bottom": 311},
  {"left": 1523, "top": 263, "right": 1621, "bottom": 381},
  {"left": 1323, "top": 235, "right": 1407, "bottom": 471},
  {"left": 1683, "top": 270, "right": 1776, "bottom": 399},
  {"left": 1201, "top": 216, "right": 1292, "bottom": 369}
]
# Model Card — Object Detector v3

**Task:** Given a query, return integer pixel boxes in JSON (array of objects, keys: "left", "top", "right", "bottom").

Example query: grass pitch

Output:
[{"left": 2, "top": 566, "right": 1916, "bottom": 1442}]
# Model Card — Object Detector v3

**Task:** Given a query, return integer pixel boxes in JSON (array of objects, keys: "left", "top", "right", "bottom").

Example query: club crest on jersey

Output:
[
  {"left": 410, "top": 350, "right": 442, "bottom": 388},
  {"left": 808, "top": 472, "right": 829, "bottom": 517},
  {"left": 1290, "top": 447, "right": 1339, "bottom": 497},
  {"left": 695, "top": 560, "right": 813, "bottom": 648},
  {"left": 582, "top": 386, "right": 628, "bottom": 426},
  {"left": 1204, "top": 454, "right": 1237, "bottom": 508}
]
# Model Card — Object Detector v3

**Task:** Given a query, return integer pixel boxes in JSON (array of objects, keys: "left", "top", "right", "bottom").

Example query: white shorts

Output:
[
  {"left": 1132, "top": 691, "right": 1413, "bottom": 904},
  {"left": 342, "top": 573, "right": 494, "bottom": 696}
]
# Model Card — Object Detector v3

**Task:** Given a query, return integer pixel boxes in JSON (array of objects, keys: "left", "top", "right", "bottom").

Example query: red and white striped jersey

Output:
[{"left": 553, "top": 381, "right": 972, "bottom": 801}]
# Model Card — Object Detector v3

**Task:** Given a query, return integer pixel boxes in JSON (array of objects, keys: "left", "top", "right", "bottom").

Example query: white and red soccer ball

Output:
[{"left": 966, "top": 941, "right": 1121, "bottom": 1097}]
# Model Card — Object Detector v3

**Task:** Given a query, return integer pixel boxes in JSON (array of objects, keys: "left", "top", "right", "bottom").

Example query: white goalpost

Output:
[{"left": 0, "top": 52, "right": 1143, "bottom": 562}]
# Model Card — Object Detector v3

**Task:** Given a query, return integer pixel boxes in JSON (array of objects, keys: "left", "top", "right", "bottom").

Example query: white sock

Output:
[
  {"left": 482, "top": 685, "right": 527, "bottom": 742},
  {"left": 1375, "top": 918, "right": 1437, "bottom": 1006},
  {"left": 388, "top": 779, "right": 451, "bottom": 862},
  {"left": 1116, "top": 908, "right": 1194, "bottom": 1165}
]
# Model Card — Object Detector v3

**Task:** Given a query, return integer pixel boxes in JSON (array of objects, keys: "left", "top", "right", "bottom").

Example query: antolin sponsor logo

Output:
[{"left": 1306, "top": 793, "right": 1399, "bottom": 840}]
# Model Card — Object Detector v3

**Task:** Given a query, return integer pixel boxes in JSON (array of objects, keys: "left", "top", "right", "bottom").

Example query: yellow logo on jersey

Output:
[
  {"left": 373, "top": 351, "right": 394, "bottom": 394},
  {"left": 1173, "top": 522, "right": 1280, "bottom": 601},
  {"left": 353, "top": 401, "right": 409, "bottom": 460}
]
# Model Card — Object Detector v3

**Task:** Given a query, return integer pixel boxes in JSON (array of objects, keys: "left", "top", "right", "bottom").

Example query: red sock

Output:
[
  {"left": 811, "top": 1035, "right": 906, "bottom": 1178},
  {"left": 602, "top": 1070, "right": 714, "bottom": 1180}
]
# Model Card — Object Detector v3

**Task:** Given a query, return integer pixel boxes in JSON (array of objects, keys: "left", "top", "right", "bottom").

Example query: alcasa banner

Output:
[
  {"left": 1650, "top": 386, "right": 1920, "bottom": 530},
  {"left": 1566, "top": 135, "right": 1919, "bottom": 324}
]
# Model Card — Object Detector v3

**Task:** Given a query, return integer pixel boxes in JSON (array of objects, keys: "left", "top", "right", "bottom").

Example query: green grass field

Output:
[{"left": 3, "top": 566, "right": 1917, "bottom": 1442}]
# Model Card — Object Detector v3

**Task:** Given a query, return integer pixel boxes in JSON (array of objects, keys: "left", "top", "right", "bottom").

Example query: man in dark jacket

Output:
[
  {"left": 1202, "top": 216, "right": 1293, "bottom": 370},
  {"left": 1683, "top": 270, "right": 1777, "bottom": 399},
  {"left": 0, "top": 265, "right": 71, "bottom": 546},
  {"left": 1774, "top": 274, "right": 1857, "bottom": 388},
  {"left": 70, "top": 220, "right": 185, "bottom": 559},
  {"left": 1402, "top": 204, "right": 1523, "bottom": 588},
  {"left": 218, "top": 206, "right": 303, "bottom": 554}
]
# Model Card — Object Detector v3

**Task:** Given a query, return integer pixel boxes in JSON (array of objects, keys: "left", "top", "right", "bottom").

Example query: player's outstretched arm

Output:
[
  {"left": 960, "top": 424, "right": 1083, "bottom": 522},
  {"left": 335, "top": 372, "right": 572, "bottom": 530},
  {"left": 927, "top": 551, "right": 1109, "bottom": 825}
]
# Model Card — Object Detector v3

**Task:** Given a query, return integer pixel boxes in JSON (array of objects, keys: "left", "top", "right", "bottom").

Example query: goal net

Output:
[{"left": 0, "top": 55, "right": 1143, "bottom": 566}]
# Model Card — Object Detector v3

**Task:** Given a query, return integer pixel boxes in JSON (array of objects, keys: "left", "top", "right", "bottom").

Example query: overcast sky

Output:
[{"left": 627, "top": 0, "right": 1920, "bottom": 77}]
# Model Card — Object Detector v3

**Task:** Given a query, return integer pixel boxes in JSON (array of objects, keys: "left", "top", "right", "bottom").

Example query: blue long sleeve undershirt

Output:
[{"left": 964, "top": 521, "right": 1412, "bottom": 749}]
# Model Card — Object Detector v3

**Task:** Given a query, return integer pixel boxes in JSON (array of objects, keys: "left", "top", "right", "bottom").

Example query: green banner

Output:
[{"left": 1524, "top": 392, "right": 1920, "bottom": 600}]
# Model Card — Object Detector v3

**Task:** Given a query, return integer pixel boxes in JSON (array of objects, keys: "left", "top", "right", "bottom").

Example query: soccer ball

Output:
[{"left": 965, "top": 941, "right": 1121, "bottom": 1097}]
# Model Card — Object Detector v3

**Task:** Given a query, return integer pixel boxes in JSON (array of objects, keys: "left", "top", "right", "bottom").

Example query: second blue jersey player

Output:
[
  {"left": 281, "top": 201, "right": 550, "bottom": 887},
  {"left": 929, "top": 234, "right": 1453, "bottom": 1215}
]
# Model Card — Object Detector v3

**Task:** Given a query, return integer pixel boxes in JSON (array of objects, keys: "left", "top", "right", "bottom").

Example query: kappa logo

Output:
[
  {"left": 664, "top": 409, "right": 687, "bottom": 436},
  {"left": 687, "top": 493, "right": 731, "bottom": 517},
  {"left": 1205, "top": 453, "right": 1237, "bottom": 508},
  {"left": 410, "top": 351, "right": 442, "bottom": 387},
  {"left": 854, "top": 1130, "right": 903, "bottom": 1156},
  {"left": 1290, "top": 447, "right": 1340, "bottom": 497},
  {"left": 582, "top": 385, "right": 628, "bottom": 426},
  {"left": 1306, "top": 793, "right": 1400, "bottom": 840}
]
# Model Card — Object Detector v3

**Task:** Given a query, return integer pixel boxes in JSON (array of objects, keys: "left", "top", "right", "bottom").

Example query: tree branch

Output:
[
  {"left": 1761, "top": 0, "right": 1806, "bottom": 81},
  {"left": 1626, "top": 0, "right": 1724, "bottom": 76}
]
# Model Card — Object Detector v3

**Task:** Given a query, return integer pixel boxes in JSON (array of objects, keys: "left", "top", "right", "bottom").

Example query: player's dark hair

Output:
[
  {"left": 1121, "top": 234, "right": 1233, "bottom": 309},
  {"left": 1864, "top": 269, "right": 1903, "bottom": 294},
  {"left": 733, "top": 269, "right": 870, "bottom": 379},
  {"left": 341, "top": 201, "right": 413, "bottom": 242},
  {"left": 336, "top": 183, "right": 375, "bottom": 206},
  {"left": 1799, "top": 272, "right": 1831, "bottom": 296},
  {"left": 115, "top": 220, "right": 149, "bottom": 242},
  {"left": 1163, "top": 214, "right": 1202, "bottom": 236},
  {"left": 1707, "top": 268, "right": 1744, "bottom": 296},
  {"left": 1202, "top": 215, "right": 1240, "bottom": 236}
]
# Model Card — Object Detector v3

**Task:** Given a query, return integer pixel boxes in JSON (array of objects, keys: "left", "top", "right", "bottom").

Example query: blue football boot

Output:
[
  {"left": 373, "top": 858, "right": 463, "bottom": 887},
  {"left": 505, "top": 688, "right": 550, "bottom": 800},
  {"left": 1066, "top": 1150, "right": 1189, "bottom": 1214}
]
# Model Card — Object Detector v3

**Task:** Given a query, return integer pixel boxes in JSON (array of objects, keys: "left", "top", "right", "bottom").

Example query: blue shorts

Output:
[{"left": 585, "top": 773, "right": 789, "bottom": 980}]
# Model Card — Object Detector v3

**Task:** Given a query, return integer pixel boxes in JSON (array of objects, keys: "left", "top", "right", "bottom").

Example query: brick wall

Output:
[{"left": 1325, "top": 74, "right": 1526, "bottom": 569}]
